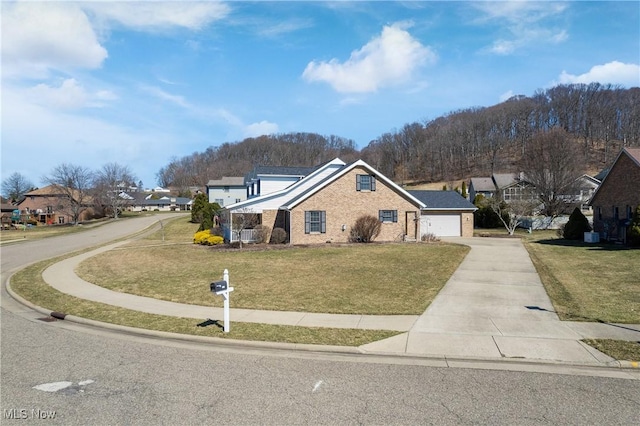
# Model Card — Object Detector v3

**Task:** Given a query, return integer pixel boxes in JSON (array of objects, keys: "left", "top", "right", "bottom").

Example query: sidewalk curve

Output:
[{"left": 39, "top": 237, "right": 640, "bottom": 366}]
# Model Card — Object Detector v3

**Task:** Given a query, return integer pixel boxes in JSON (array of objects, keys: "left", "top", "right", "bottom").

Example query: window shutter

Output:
[
  {"left": 356, "top": 175, "right": 361, "bottom": 191},
  {"left": 378, "top": 210, "right": 383, "bottom": 221},
  {"left": 393, "top": 210, "right": 398, "bottom": 222},
  {"left": 320, "top": 211, "right": 326, "bottom": 233},
  {"left": 305, "top": 211, "right": 310, "bottom": 234},
  {"left": 371, "top": 176, "right": 376, "bottom": 191}
]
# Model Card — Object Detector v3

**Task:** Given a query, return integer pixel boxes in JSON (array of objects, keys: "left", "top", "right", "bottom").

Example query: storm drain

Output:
[{"left": 37, "top": 317, "right": 57, "bottom": 322}]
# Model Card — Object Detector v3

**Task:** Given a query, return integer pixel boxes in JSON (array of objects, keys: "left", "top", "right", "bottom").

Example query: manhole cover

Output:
[{"left": 37, "top": 317, "right": 57, "bottom": 322}]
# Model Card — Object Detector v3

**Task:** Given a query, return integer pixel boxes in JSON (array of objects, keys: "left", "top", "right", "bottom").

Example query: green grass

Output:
[
  {"left": 75, "top": 217, "right": 469, "bottom": 315},
  {"left": 583, "top": 339, "right": 640, "bottom": 362},
  {"left": 524, "top": 236, "right": 640, "bottom": 323},
  {"left": 10, "top": 256, "right": 398, "bottom": 346}
]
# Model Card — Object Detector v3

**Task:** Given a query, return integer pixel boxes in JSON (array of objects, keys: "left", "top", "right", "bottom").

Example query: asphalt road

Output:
[{"left": 1, "top": 215, "right": 639, "bottom": 425}]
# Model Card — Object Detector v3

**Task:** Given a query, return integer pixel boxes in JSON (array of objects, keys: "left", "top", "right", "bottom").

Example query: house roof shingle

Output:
[
  {"left": 408, "top": 190, "right": 477, "bottom": 211},
  {"left": 206, "top": 177, "right": 246, "bottom": 187},
  {"left": 470, "top": 177, "right": 495, "bottom": 192}
]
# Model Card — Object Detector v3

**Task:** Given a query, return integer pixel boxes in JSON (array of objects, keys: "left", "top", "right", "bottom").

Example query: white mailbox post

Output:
[{"left": 210, "top": 269, "right": 234, "bottom": 333}]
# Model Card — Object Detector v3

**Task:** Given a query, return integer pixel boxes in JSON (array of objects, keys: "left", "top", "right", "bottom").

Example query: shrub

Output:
[
  {"left": 563, "top": 207, "right": 591, "bottom": 240},
  {"left": 253, "top": 225, "right": 271, "bottom": 244},
  {"left": 421, "top": 233, "right": 440, "bottom": 242},
  {"left": 193, "top": 230, "right": 224, "bottom": 246},
  {"left": 349, "top": 214, "right": 381, "bottom": 243},
  {"left": 270, "top": 227, "right": 288, "bottom": 244}
]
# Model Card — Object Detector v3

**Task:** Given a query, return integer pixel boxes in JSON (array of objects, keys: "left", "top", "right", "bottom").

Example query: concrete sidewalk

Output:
[{"left": 40, "top": 238, "right": 640, "bottom": 366}]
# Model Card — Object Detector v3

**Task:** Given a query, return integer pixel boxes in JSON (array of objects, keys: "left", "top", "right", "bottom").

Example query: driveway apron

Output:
[{"left": 361, "top": 237, "right": 621, "bottom": 364}]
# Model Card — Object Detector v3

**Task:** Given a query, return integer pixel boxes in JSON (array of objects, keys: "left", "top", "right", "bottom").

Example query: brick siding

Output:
[
  {"left": 591, "top": 151, "right": 640, "bottom": 241},
  {"left": 289, "top": 166, "right": 421, "bottom": 244}
]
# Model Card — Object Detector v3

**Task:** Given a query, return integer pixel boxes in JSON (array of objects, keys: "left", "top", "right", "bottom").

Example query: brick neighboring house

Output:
[
  {"left": 17, "top": 185, "right": 95, "bottom": 225},
  {"left": 590, "top": 147, "right": 640, "bottom": 243}
]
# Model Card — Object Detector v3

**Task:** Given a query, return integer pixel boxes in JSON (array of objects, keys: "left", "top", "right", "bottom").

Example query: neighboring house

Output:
[
  {"left": 492, "top": 173, "right": 538, "bottom": 202},
  {"left": 17, "top": 185, "right": 94, "bottom": 224},
  {"left": 126, "top": 193, "right": 193, "bottom": 212},
  {"left": 590, "top": 147, "right": 640, "bottom": 243},
  {"left": 408, "top": 191, "right": 477, "bottom": 238},
  {"left": 206, "top": 177, "right": 246, "bottom": 207},
  {"left": 468, "top": 177, "right": 496, "bottom": 201},
  {"left": 1, "top": 197, "right": 16, "bottom": 229},
  {"left": 244, "top": 165, "right": 315, "bottom": 199},
  {"left": 573, "top": 175, "right": 601, "bottom": 212},
  {"left": 221, "top": 159, "right": 476, "bottom": 244},
  {"left": 468, "top": 174, "right": 536, "bottom": 202}
]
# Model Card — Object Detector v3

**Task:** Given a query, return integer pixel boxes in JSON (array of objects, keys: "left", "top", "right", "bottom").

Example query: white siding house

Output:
[{"left": 206, "top": 177, "right": 246, "bottom": 207}]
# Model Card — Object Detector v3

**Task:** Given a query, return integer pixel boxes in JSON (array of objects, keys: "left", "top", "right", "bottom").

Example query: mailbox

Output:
[{"left": 211, "top": 280, "right": 228, "bottom": 293}]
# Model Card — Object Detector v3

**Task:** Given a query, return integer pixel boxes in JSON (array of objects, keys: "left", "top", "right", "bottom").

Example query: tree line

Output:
[{"left": 157, "top": 83, "right": 639, "bottom": 191}]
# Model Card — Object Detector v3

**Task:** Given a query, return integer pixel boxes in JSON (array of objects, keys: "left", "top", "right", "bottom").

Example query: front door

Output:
[{"left": 405, "top": 211, "right": 417, "bottom": 240}]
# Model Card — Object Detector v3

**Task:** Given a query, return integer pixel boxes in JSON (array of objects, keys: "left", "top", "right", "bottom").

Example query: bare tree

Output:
[
  {"left": 1, "top": 172, "right": 34, "bottom": 202},
  {"left": 230, "top": 208, "right": 258, "bottom": 249},
  {"left": 94, "top": 163, "right": 137, "bottom": 218},
  {"left": 520, "top": 128, "right": 583, "bottom": 218},
  {"left": 489, "top": 197, "right": 537, "bottom": 236},
  {"left": 43, "top": 163, "right": 94, "bottom": 225}
]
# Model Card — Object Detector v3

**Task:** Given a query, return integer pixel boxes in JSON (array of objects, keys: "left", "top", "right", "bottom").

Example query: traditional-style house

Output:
[
  {"left": 590, "top": 147, "right": 640, "bottom": 243},
  {"left": 17, "top": 185, "right": 95, "bottom": 224},
  {"left": 221, "top": 159, "right": 476, "bottom": 244}
]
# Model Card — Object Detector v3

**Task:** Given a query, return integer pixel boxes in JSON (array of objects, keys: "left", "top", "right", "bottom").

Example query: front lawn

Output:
[
  {"left": 77, "top": 242, "right": 469, "bottom": 315},
  {"left": 524, "top": 238, "right": 640, "bottom": 324}
]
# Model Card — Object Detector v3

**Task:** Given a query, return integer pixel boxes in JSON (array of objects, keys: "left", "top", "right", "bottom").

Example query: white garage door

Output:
[{"left": 421, "top": 215, "right": 461, "bottom": 237}]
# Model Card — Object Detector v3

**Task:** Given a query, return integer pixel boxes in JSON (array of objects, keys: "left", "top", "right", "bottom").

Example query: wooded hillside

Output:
[{"left": 157, "top": 83, "right": 640, "bottom": 189}]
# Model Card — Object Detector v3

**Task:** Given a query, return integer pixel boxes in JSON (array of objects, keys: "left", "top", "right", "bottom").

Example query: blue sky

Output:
[{"left": 2, "top": 1, "right": 639, "bottom": 189}]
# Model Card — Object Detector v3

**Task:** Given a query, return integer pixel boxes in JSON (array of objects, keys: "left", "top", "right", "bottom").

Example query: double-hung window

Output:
[
  {"left": 379, "top": 210, "right": 398, "bottom": 223},
  {"left": 356, "top": 174, "right": 376, "bottom": 191},
  {"left": 305, "top": 211, "right": 326, "bottom": 234}
]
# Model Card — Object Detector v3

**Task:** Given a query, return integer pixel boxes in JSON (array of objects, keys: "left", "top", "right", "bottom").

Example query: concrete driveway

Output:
[{"left": 361, "top": 237, "right": 640, "bottom": 364}]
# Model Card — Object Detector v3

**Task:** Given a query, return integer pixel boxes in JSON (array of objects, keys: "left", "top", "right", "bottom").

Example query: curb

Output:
[
  {"left": 6, "top": 280, "right": 639, "bottom": 370},
  {"left": 4, "top": 279, "right": 362, "bottom": 355}
]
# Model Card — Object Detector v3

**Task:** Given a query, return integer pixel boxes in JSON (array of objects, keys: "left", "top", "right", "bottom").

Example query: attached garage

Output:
[
  {"left": 420, "top": 214, "right": 461, "bottom": 237},
  {"left": 408, "top": 190, "right": 478, "bottom": 238}
]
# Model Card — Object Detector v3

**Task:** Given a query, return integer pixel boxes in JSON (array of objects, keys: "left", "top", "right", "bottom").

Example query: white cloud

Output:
[
  {"left": 244, "top": 121, "right": 279, "bottom": 138},
  {"left": 85, "top": 1, "right": 230, "bottom": 31},
  {"left": 302, "top": 23, "right": 436, "bottom": 93},
  {"left": 473, "top": 1, "right": 569, "bottom": 55},
  {"left": 26, "top": 79, "right": 118, "bottom": 109},
  {"left": 1, "top": 2, "right": 108, "bottom": 78},
  {"left": 140, "top": 86, "right": 191, "bottom": 108},
  {"left": 557, "top": 61, "right": 640, "bottom": 87}
]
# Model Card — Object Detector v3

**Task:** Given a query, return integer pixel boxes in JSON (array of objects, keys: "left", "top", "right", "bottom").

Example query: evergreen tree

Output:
[
  {"left": 629, "top": 205, "right": 640, "bottom": 247},
  {"left": 563, "top": 207, "right": 591, "bottom": 240}
]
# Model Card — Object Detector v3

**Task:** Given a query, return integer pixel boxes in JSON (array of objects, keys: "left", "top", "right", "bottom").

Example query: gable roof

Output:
[
  {"left": 244, "top": 165, "right": 316, "bottom": 184},
  {"left": 224, "top": 158, "right": 425, "bottom": 212},
  {"left": 625, "top": 147, "right": 640, "bottom": 166},
  {"left": 408, "top": 190, "right": 477, "bottom": 211},
  {"left": 281, "top": 159, "right": 425, "bottom": 210},
  {"left": 206, "top": 176, "right": 245, "bottom": 187},
  {"left": 226, "top": 158, "right": 347, "bottom": 211},
  {"left": 589, "top": 147, "right": 640, "bottom": 206},
  {"left": 469, "top": 177, "right": 495, "bottom": 192}
]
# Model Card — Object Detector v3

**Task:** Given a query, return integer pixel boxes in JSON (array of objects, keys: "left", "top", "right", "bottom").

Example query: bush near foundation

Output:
[
  {"left": 269, "top": 227, "right": 287, "bottom": 244},
  {"left": 193, "top": 230, "right": 224, "bottom": 246},
  {"left": 349, "top": 215, "right": 382, "bottom": 243}
]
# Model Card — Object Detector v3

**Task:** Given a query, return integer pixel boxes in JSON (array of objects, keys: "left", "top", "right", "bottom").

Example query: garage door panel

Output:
[{"left": 421, "top": 215, "right": 461, "bottom": 237}]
